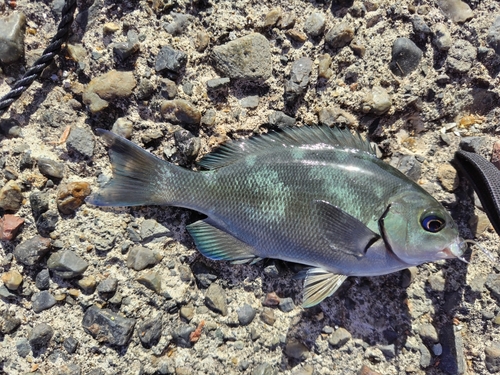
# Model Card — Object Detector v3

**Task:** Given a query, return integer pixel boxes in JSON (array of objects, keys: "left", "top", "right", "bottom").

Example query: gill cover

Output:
[{"left": 378, "top": 192, "right": 459, "bottom": 265}]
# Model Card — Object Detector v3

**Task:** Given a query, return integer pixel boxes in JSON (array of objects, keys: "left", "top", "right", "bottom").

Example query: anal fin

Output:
[
  {"left": 187, "top": 220, "right": 259, "bottom": 264},
  {"left": 299, "top": 268, "right": 348, "bottom": 308}
]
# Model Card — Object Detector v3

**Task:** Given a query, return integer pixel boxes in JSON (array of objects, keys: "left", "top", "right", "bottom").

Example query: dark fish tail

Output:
[{"left": 87, "top": 129, "right": 192, "bottom": 207}]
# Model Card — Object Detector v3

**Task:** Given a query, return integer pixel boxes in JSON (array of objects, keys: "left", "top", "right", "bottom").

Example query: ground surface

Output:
[{"left": 1, "top": 0, "right": 500, "bottom": 374}]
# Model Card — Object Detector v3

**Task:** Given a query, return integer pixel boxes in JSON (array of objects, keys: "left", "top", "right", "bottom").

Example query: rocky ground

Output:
[{"left": 1, "top": 0, "right": 500, "bottom": 374}]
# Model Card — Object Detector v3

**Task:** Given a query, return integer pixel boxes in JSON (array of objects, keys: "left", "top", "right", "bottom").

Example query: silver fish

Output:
[{"left": 88, "top": 126, "right": 467, "bottom": 307}]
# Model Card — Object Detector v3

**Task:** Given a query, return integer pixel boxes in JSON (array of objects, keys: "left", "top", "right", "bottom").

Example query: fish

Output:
[{"left": 88, "top": 126, "right": 468, "bottom": 307}]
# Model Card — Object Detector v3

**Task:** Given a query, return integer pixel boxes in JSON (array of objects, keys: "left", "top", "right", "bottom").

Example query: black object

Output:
[{"left": 453, "top": 150, "right": 500, "bottom": 236}]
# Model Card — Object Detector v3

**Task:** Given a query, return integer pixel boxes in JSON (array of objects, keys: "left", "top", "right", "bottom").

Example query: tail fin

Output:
[{"left": 87, "top": 129, "right": 179, "bottom": 207}]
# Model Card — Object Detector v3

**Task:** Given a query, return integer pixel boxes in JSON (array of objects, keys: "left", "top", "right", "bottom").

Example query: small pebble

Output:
[
  {"left": 446, "top": 39, "right": 476, "bottom": 73},
  {"left": 97, "top": 277, "right": 118, "bottom": 295},
  {"left": 127, "top": 246, "right": 160, "bottom": 271},
  {"left": 136, "top": 271, "right": 162, "bottom": 294},
  {"left": 206, "top": 77, "right": 230, "bottom": 91},
  {"left": 253, "top": 363, "right": 277, "bottom": 375},
  {"left": 278, "top": 12, "right": 296, "bottom": 29},
  {"left": 418, "top": 323, "right": 439, "bottom": 343},
  {"left": 437, "top": 163, "right": 459, "bottom": 192},
  {"left": 113, "top": 29, "right": 140, "bottom": 61},
  {"left": 57, "top": 181, "right": 91, "bottom": 215},
  {"left": 140, "top": 219, "right": 171, "bottom": 242},
  {"left": 303, "top": 12, "right": 326, "bottom": 38},
  {"left": 433, "top": 23, "right": 452, "bottom": 51},
  {"left": 286, "top": 29, "right": 308, "bottom": 43},
  {"left": 83, "top": 70, "right": 136, "bottom": 113},
  {"left": 362, "top": 86, "right": 391, "bottom": 115},
  {"left": 195, "top": 31, "right": 210, "bottom": 52},
  {"left": 14, "top": 236, "right": 51, "bottom": 266},
  {"left": 485, "top": 342, "right": 500, "bottom": 373},
  {"left": 260, "top": 307, "right": 276, "bottom": 326},
  {"left": 264, "top": 8, "right": 281, "bottom": 28},
  {"left": 174, "top": 129, "right": 201, "bottom": 159},
  {"left": 487, "top": 16, "right": 500, "bottom": 55},
  {"left": 171, "top": 323, "right": 194, "bottom": 348},
  {"left": 1, "top": 270, "right": 23, "bottom": 290},
  {"left": 205, "top": 283, "right": 228, "bottom": 316},
  {"left": 284, "top": 56, "right": 313, "bottom": 104},
  {"left": 111, "top": 118, "right": 133, "bottom": 139},
  {"left": 31, "top": 290, "right": 57, "bottom": 313},
  {"left": 36, "top": 210, "right": 59, "bottom": 237},
  {"left": 358, "top": 365, "right": 382, "bottom": 375},
  {"left": 318, "top": 53, "right": 333, "bottom": 79},
  {"left": 16, "top": 338, "right": 31, "bottom": 358},
  {"left": 30, "top": 191, "right": 49, "bottom": 221},
  {"left": 66, "top": 126, "right": 96, "bottom": 158},
  {"left": 0, "top": 12, "right": 26, "bottom": 64},
  {"left": 285, "top": 339, "right": 309, "bottom": 360},
  {"left": 328, "top": 327, "right": 352, "bottom": 348},
  {"left": 78, "top": 275, "right": 97, "bottom": 293},
  {"left": 35, "top": 269, "right": 51, "bottom": 290},
  {"left": 29, "top": 323, "right": 54, "bottom": 350},
  {"left": 155, "top": 46, "right": 187, "bottom": 77},
  {"left": 268, "top": 111, "right": 295, "bottom": 129},
  {"left": 164, "top": 12, "right": 191, "bottom": 36},
  {"left": 433, "top": 343, "right": 443, "bottom": 355},
  {"left": 0, "top": 214, "right": 24, "bottom": 240},
  {"left": 38, "top": 158, "right": 64, "bottom": 179},
  {"left": 437, "top": 0, "right": 473, "bottom": 23},
  {"left": 137, "top": 314, "right": 162, "bottom": 348},
  {"left": 82, "top": 305, "right": 136, "bottom": 346},
  {"left": 237, "top": 304, "right": 256, "bottom": 326},
  {"left": 263, "top": 292, "right": 280, "bottom": 306},
  {"left": 63, "top": 336, "right": 78, "bottom": 354},
  {"left": 278, "top": 297, "right": 295, "bottom": 313},
  {"left": 180, "top": 304, "right": 194, "bottom": 322},
  {"left": 325, "top": 23, "right": 354, "bottom": 49},
  {"left": 0, "top": 181, "right": 23, "bottom": 211},
  {"left": 389, "top": 37, "right": 423, "bottom": 77},
  {"left": 103, "top": 22, "right": 119, "bottom": 34},
  {"left": 159, "top": 77, "right": 178, "bottom": 99},
  {"left": 1, "top": 316, "right": 21, "bottom": 334},
  {"left": 240, "top": 95, "right": 259, "bottom": 109},
  {"left": 160, "top": 99, "right": 201, "bottom": 125},
  {"left": 47, "top": 250, "right": 89, "bottom": 279},
  {"left": 212, "top": 33, "right": 272, "bottom": 80},
  {"left": 419, "top": 343, "right": 432, "bottom": 368}
]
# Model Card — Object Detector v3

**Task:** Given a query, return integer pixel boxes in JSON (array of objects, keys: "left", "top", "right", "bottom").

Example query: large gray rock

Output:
[
  {"left": 47, "top": 250, "right": 89, "bottom": 279},
  {"left": 212, "top": 33, "right": 272, "bottom": 80}
]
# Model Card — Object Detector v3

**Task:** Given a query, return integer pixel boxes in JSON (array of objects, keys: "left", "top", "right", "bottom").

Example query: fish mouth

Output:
[{"left": 438, "top": 238, "right": 468, "bottom": 260}]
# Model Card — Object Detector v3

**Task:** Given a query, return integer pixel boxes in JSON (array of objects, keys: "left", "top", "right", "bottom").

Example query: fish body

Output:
[{"left": 89, "top": 127, "right": 465, "bottom": 306}]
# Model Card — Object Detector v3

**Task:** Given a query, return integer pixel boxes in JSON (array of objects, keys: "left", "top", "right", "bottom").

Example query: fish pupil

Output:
[{"left": 421, "top": 214, "right": 445, "bottom": 233}]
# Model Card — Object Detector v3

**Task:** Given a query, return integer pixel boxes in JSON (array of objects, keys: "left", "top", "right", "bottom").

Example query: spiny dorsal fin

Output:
[{"left": 198, "top": 126, "right": 376, "bottom": 170}]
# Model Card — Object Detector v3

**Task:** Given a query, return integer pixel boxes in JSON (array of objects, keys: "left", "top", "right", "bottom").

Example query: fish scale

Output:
[{"left": 89, "top": 126, "right": 466, "bottom": 307}]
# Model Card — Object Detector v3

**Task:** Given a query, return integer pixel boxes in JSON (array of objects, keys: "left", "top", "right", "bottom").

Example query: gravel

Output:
[{"left": 1, "top": 0, "right": 500, "bottom": 374}]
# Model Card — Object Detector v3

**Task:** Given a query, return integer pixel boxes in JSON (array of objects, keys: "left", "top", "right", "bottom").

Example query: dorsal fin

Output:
[{"left": 198, "top": 126, "right": 376, "bottom": 170}]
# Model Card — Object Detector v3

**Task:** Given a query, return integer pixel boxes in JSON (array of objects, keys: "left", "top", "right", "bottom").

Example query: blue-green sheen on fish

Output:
[{"left": 88, "top": 126, "right": 467, "bottom": 307}]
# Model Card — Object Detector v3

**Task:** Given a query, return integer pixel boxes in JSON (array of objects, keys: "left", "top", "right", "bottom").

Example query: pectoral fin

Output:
[
  {"left": 313, "top": 200, "right": 380, "bottom": 258},
  {"left": 187, "top": 220, "right": 260, "bottom": 264},
  {"left": 299, "top": 268, "right": 348, "bottom": 308}
]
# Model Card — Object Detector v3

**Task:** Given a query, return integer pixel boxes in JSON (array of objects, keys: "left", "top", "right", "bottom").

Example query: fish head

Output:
[{"left": 379, "top": 191, "right": 465, "bottom": 265}]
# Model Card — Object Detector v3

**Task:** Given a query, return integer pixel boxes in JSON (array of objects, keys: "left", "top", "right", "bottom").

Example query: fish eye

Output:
[{"left": 420, "top": 213, "right": 446, "bottom": 233}]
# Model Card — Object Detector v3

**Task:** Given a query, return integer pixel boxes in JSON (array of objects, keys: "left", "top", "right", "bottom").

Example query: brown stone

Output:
[
  {"left": 57, "top": 181, "right": 91, "bottom": 215},
  {"left": 286, "top": 29, "right": 308, "bottom": 43},
  {"left": 0, "top": 180, "right": 23, "bottom": 211},
  {"left": 0, "top": 214, "right": 24, "bottom": 240},
  {"left": 437, "top": 163, "right": 459, "bottom": 192},
  {"left": 160, "top": 99, "right": 201, "bottom": 125},
  {"left": 1, "top": 270, "right": 23, "bottom": 290}
]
